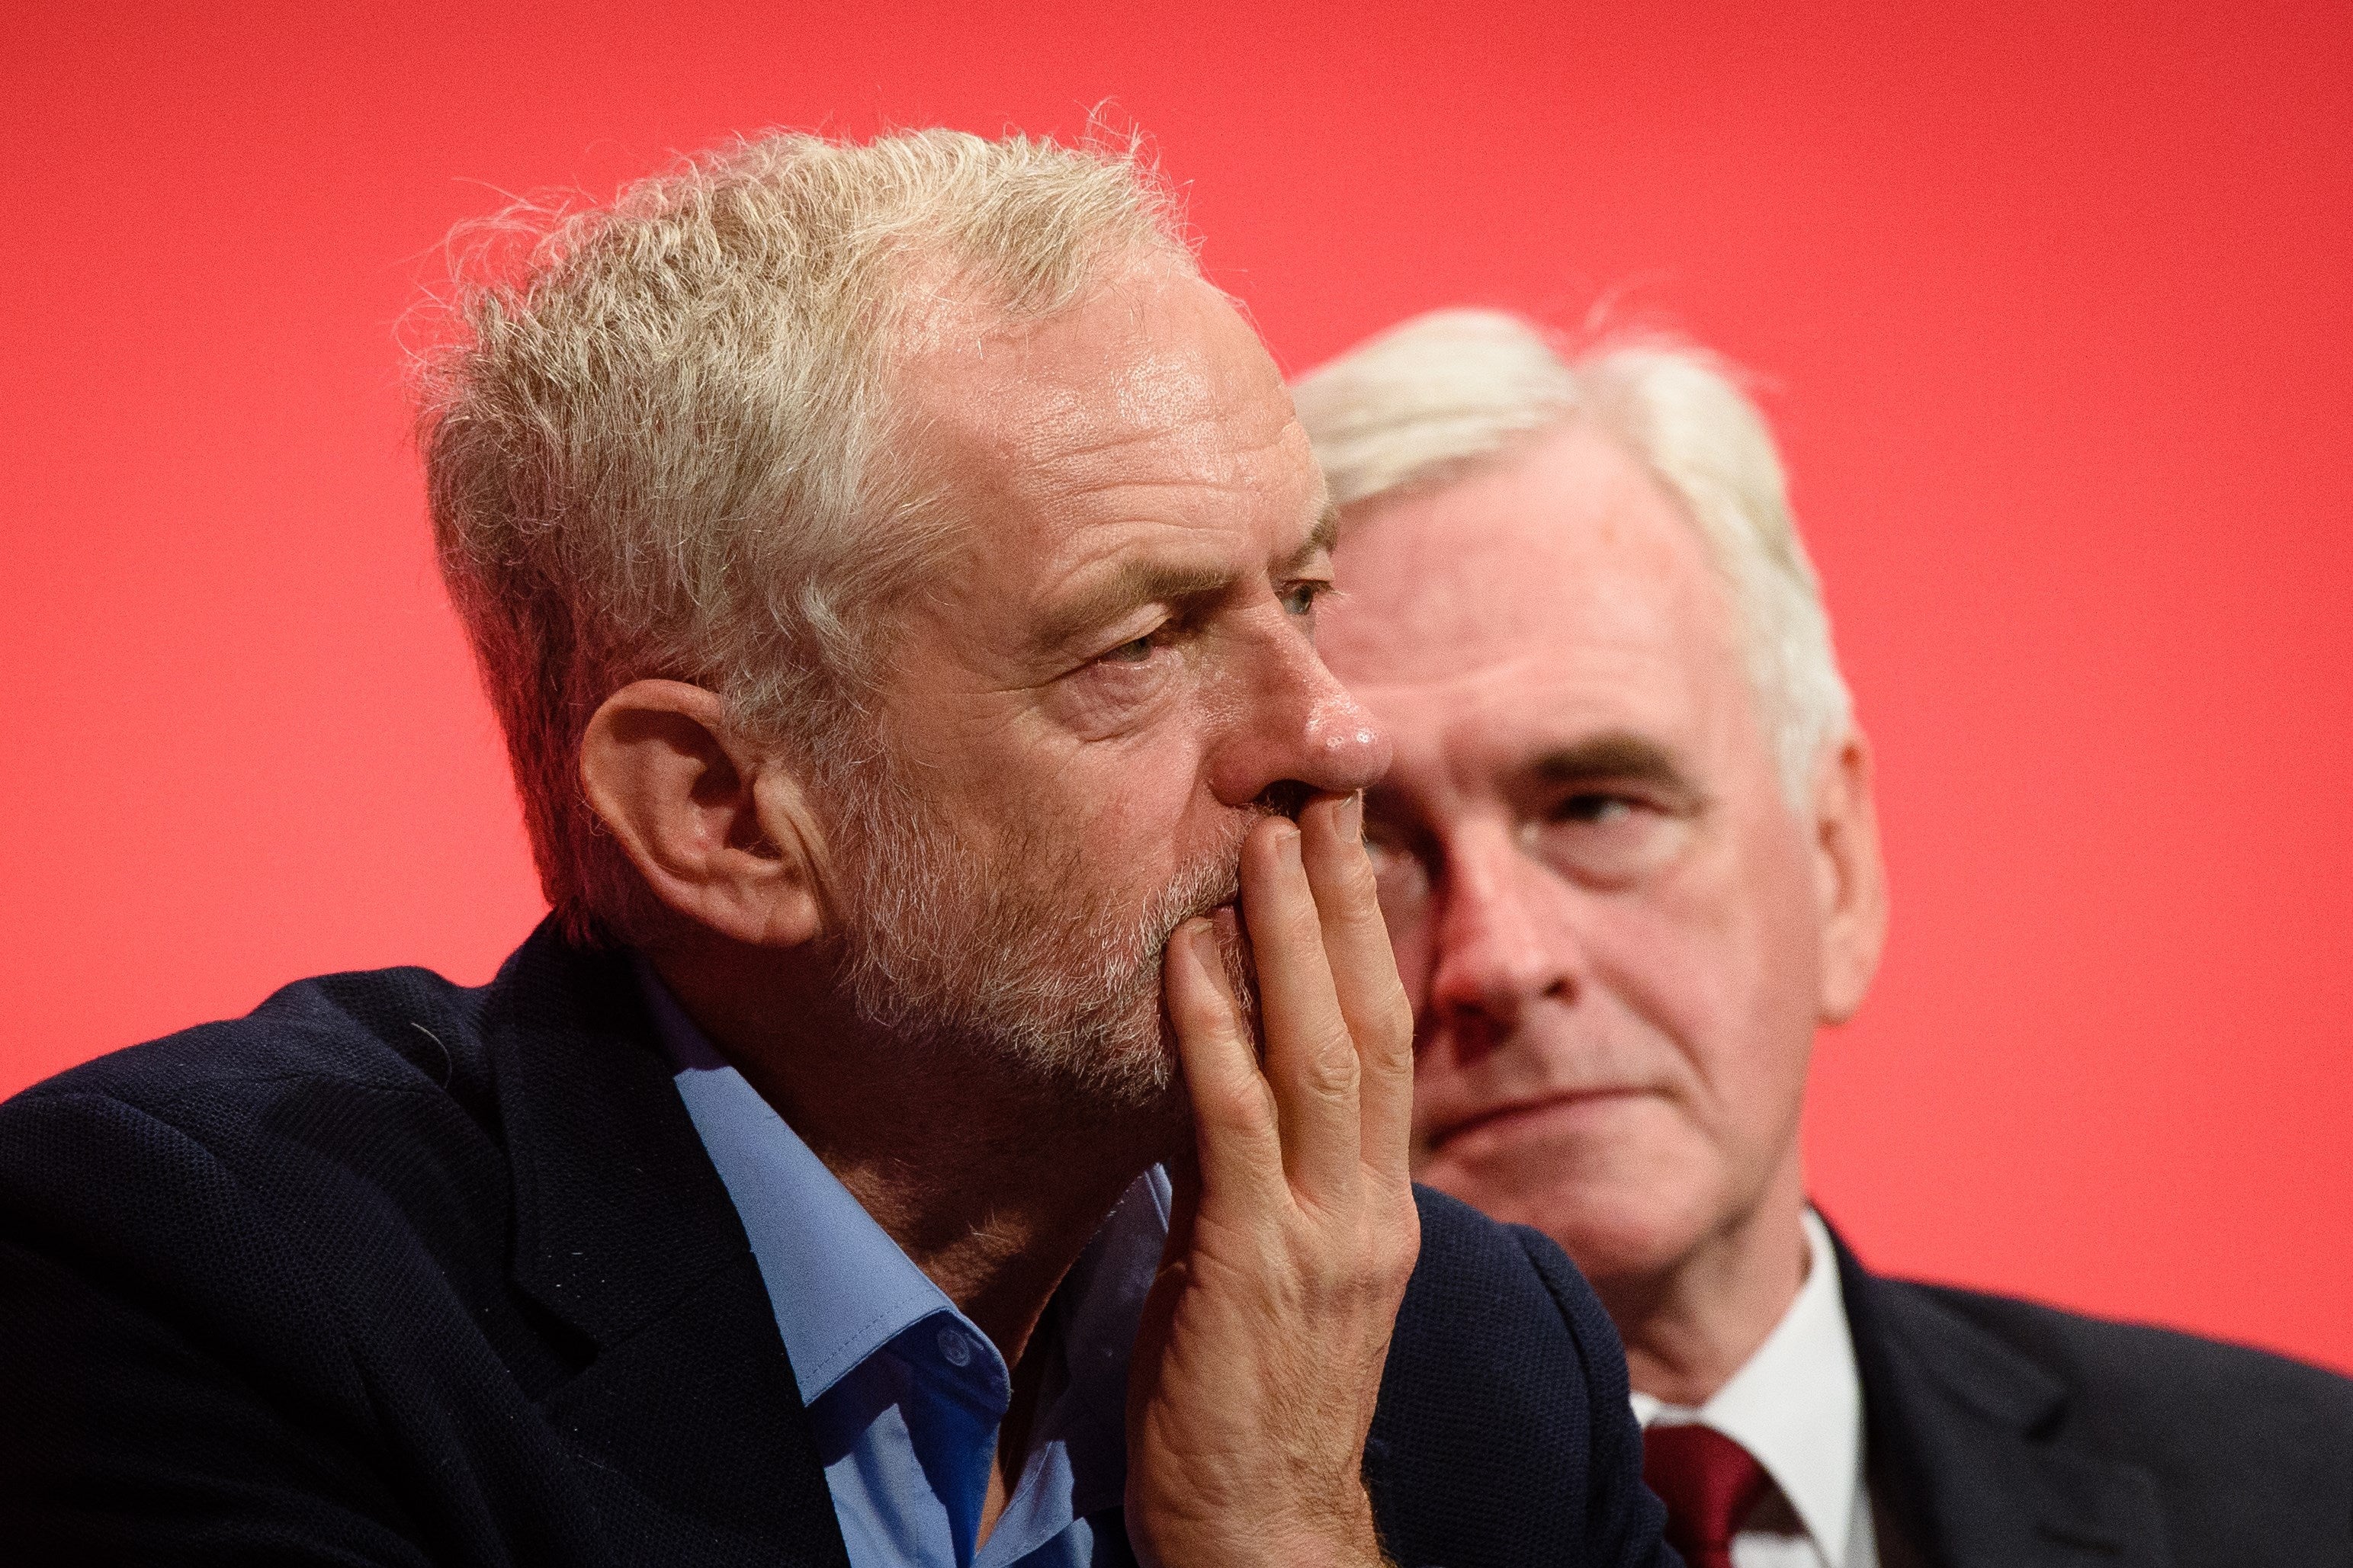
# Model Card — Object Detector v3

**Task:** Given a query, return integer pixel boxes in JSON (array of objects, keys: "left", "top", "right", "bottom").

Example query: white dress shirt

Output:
[{"left": 1631, "top": 1210, "right": 1879, "bottom": 1568}]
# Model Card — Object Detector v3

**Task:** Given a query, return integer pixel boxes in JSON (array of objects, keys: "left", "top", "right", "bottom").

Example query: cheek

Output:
[
  {"left": 1406, "top": 1028, "right": 1473, "bottom": 1141},
  {"left": 1016, "top": 715, "right": 1227, "bottom": 879},
  {"left": 1041, "top": 659, "right": 1185, "bottom": 742},
  {"left": 1587, "top": 846, "right": 1822, "bottom": 1111},
  {"left": 1578, "top": 896, "right": 1735, "bottom": 1058},
  {"left": 1413, "top": 1097, "right": 1733, "bottom": 1275}
]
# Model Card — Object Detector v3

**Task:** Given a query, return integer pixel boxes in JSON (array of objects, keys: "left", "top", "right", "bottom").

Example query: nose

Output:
[
  {"left": 1428, "top": 826, "right": 1578, "bottom": 1045},
  {"left": 1206, "top": 630, "right": 1392, "bottom": 808}
]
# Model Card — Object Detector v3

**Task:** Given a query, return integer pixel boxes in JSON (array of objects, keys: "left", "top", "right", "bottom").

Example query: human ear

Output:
[
  {"left": 578, "top": 680, "right": 832, "bottom": 949},
  {"left": 1812, "top": 729, "right": 1889, "bottom": 1024}
]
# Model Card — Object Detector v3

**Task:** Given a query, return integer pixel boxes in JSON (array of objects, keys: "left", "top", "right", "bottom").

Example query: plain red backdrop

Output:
[{"left": 4, "top": 1, "right": 2348, "bottom": 1371}]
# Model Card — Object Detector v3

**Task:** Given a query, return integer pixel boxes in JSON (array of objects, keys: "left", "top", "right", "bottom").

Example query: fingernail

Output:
[
  {"left": 1276, "top": 820, "right": 1302, "bottom": 865},
  {"left": 1337, "top": 791, "right": 1363, "bottom": 844}
]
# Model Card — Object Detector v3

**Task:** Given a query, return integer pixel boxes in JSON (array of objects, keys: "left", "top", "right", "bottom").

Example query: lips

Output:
[{"left": 1426, "top": 1088, "right": 1649, "bottom": 1151}]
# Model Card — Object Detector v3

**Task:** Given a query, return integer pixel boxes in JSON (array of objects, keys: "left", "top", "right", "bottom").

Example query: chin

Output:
[{"left": 1417, "top": 1119, "right": 1723, "bottom": 1289}]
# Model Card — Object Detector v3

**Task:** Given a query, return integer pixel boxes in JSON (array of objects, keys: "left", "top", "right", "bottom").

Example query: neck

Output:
[
  {"left": 650, "top": 940, "right": 1180, "bottom": 1368},
  {"left": 1597, "top": 1144, "right": 1812, "bottom": 1409}
]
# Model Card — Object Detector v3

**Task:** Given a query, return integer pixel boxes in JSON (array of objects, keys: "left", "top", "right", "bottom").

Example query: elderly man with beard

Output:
[
  {"left": 0, "top": 139, "right": 1674, "bottom": 1568},
  {"left": 1295, "top": 309, "right": 2353, "bottom": 1568}
]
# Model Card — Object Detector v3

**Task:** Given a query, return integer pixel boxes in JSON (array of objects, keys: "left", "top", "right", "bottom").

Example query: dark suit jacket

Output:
[
  {"left": 1834, "top": 1226, "right": 2353, "bottom": 1566},
  {"left": 0, "top": 924, "right": 1674, "bottom": 1567}
]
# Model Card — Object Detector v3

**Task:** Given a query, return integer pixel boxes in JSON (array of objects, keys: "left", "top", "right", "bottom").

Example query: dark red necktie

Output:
[{"left": 1642, "top": 1423, "right": 1771, "bottom": 1568}]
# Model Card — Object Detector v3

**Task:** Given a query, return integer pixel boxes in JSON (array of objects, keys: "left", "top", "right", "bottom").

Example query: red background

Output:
[{"left": 5, "top": 2, "right": 2348, "bottom": 1371}]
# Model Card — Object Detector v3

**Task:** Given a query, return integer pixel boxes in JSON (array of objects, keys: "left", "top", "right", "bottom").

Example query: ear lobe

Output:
[
  {"left": 579, "top": 679, "right": 832, "bottom": 950},
  {"left": 1812, "top": 729, "right": 1889, "bottom": 1024},
  {"left": 748, "top": 765, "right": 837, "bottom": 948}
]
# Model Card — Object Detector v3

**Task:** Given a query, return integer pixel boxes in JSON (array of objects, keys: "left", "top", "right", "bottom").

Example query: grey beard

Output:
[{"left": 822, "top": 764, "right": 1260, "bottom": 1111}]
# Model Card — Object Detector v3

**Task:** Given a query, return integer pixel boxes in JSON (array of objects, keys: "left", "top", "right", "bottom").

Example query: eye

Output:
[
  {"left": 1556, "top": 793, "right": 1635, "bottom": 825},
  {"left": 1099, "top": 633, "right": 1157, "bottom": 665},
  {"left": 1279, "top": 579, "right": 1329, "bottom": 617},
  {"left": 1523, "top": 786, "right": 1688, "bottom": 887},
  {"left": 1363, "top": 819, "right": 1435, "bottom": 916}
]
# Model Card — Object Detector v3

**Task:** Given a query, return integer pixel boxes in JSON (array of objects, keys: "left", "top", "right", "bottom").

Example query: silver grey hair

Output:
[
  {"left": 414, "top": 129, "right": 1193, "bottom": 944},
  {"left": 1291, "top": 308, "right": 1853, "bottom": 801}
]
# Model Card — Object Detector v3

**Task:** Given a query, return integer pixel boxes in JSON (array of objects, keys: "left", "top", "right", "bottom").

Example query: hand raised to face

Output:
[{"left": 1124, "top": 790, "right": 1418, "bottom": 1568}]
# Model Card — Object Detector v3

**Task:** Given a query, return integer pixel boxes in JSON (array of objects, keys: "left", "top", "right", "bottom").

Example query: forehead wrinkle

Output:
[
  {"left": 915, "top": 274, "right": 1302, "bottom": 537},
  {"left": 977, "top": 299, "right": 1279, "bottom": 457},
  {"left": 1006, "top": 404, "right": 1295, "bottom": 502},
  {"left": 901, "top": 268, "right": 1315, "bottom": 677}
]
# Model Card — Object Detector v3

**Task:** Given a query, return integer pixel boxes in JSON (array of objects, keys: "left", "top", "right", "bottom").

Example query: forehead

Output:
[
  {"left": 903, "top": 264, "right": 1305, "bottom": 531},
  {"left": 1322, "top": 422, "right": 1745, "bottom": 750},
  {"left": 890, "top": 263, "right": 1321, "bottom": 665}
]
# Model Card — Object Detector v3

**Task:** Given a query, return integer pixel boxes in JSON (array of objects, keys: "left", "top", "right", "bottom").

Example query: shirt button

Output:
[{"left": 937, "top": 1326, "right": 973, "bottom": 1368}]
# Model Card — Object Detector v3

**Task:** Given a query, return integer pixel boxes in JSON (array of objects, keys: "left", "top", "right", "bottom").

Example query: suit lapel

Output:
[
  {"left": 1831, "top": 1227, "right": 2168, "bottom": 1568},
  {"left": 486, "top": 928, "right": 852, "bottom": 1567}
]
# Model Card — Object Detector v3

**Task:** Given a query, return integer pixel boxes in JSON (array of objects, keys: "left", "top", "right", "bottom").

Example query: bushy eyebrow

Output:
[
  {"left": 1289, "top": 496, "right": 1341, "bottom": 567},
  {"left": 1529, "top": 733, "right": 1700, "bottom": 799},
  {"left": 1032, "top": 560, "right": 1234, "bottom": 651},
  {"left": 1032, "top": 498, "right": 1339, "bottom": 654}
]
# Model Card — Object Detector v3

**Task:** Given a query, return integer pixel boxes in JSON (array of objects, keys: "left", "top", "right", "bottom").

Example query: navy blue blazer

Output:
[
  {"left": 0, "top": 924, "right": 1674, "bottom": 1567},
  {"left": 1831, "top": 1227, "right": 2353, "bottom": 1566}
]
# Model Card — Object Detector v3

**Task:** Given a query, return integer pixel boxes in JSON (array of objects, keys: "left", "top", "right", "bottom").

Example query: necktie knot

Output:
[{"left": 1642, "top": 1422, "right": 1771, "bottom": 1568}]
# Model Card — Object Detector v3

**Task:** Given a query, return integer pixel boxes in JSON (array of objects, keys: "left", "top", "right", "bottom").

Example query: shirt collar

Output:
[
  {"left": 639, "top": 964, "right": 959, "bottom": 1404},
  {"left": 1003, "top": 1166, "right": 1172, "bottom": 1526},
  {"left": 636, "top": 958, "right": 1172, "bottom": 1550},
  {"left": 1632, "top": 1209, "right": 1865, "bottom": 1566}
]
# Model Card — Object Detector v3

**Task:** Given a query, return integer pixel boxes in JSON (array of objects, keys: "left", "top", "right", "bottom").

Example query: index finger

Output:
[
  {"left": 1298, "top": 791, "right": 1416, "bottom": 1184},
  {"left": 1237, "top": 813, "right": 1364, "bottom": 1204}
]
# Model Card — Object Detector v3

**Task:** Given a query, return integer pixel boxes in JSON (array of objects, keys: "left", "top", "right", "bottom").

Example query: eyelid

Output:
[
  {"left": 1080, "top": 614, "right": 1186, "bottom": 674},
  {"left": 1559, "top": 786, "right": 1650, "bottom": 809},
  {"left": 1535, "top": 783, "right": 1706, "bottom": 832},
  {"left": 1278, "top": 576, "right": 1337, "bottom": 616}
]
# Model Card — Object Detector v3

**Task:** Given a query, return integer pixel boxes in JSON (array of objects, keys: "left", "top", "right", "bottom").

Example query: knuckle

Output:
[
  {"left": 1366, "top": 1233, "right": 1419, "bottom": 1293},
  {"left": 1340, "top": 1244, "right": 1414, "bottom": 1304},
  {"left": 1368, "top": 998, "right": 1414, "bottom": 1062},
  {"left": 1203, "top": 1073, "right": 1279, "bottom": 1133},
  {"left": 1321, "top": 836, "right": 1381, "bottom": 898},
  {"left": 1379, "top": 1193, "right": 1420, "bottom": 1246},
  {"left": 1277, "top": 886, "right": 1327, "bottom": 946},
  {"left": 1170, "top": 997, "right": 1229, "bottom": 1042},
  {"left": 1298, "top": 1031, "right": 1361, "bottom": 1099},
  {"left": 1165, "top": 983, "right": 1224, "bottom": 1038},
  {"left": 1385, "top": 1220, "right": 1422, "bottom": 1278},
  {"left": 1382, "top": 1255, "right": 1417, "bottom": 1295},
  {"left": 1331, "top": 885, "right": 1389, "bottom": 944}
]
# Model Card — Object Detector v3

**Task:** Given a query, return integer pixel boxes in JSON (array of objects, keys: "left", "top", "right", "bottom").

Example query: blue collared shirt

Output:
[{"left": 640, "top": 967, "right": 1169, "bottom": 1568}]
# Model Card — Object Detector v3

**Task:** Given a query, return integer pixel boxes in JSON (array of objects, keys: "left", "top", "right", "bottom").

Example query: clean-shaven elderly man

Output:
[
  {"left": 0, "top": 142, "right": 1674, "bottom": 1568},
  {"left": 1294, "top": 309, "right": 2353, "bottom": 1568}
]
